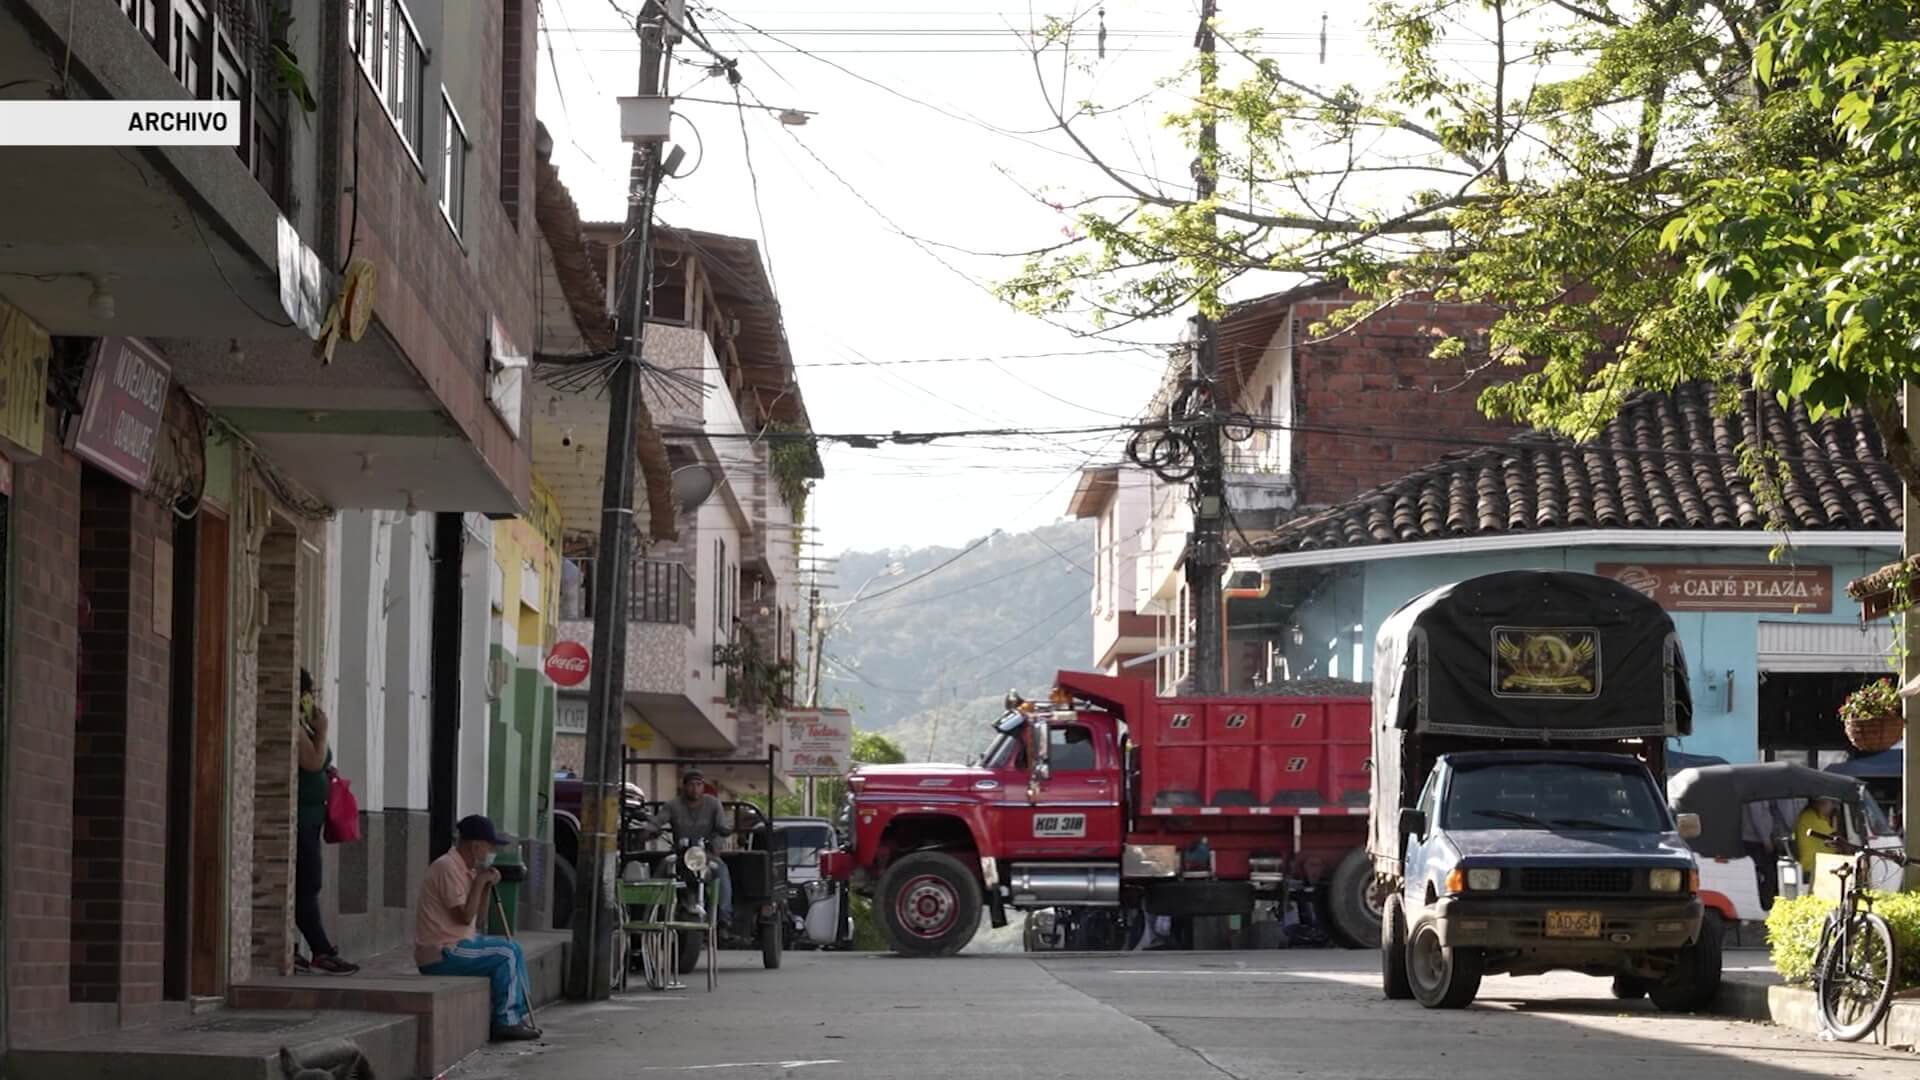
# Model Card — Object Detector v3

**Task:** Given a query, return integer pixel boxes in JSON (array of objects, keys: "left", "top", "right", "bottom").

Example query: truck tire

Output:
[
  {"left": 878, "top": 851, "right": 983, "bottom": 957},
  {"left": 1323, "top": 848, "right": 1383, "bottom": 950},
  {"left": 1407, "top": 919, "right": 1482, "bottom": 1009},
  {"left": 1650, "top": 910, "right": 1723, "bottom": 1013},
  {"left": 1381, "top": 895, "right": 1413, "bottom": 1000}
]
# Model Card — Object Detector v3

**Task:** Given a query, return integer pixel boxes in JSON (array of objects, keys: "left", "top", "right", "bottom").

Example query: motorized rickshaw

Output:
[
  {"left": 616, "top": 753, "right": 792, "bottom": 984},
  {"left": 1667, "top": 762, "right": 1904, "bottom": 927}
]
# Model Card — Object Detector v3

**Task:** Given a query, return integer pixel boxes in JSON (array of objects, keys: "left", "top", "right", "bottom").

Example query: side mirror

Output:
[
  {"left": 1675, "top": 812, "right": 1702, "bottom": 840},
  {"left": 1027, "top": 717, "right": 1051, "bottom": 782},
  {"left": 1399, "top": 808, "right": 1428, "bottom": 839}
]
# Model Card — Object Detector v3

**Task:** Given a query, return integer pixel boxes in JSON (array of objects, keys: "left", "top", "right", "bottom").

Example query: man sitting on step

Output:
[{"left": 414, "top": 815, "right": 541, "bottom": 1042}]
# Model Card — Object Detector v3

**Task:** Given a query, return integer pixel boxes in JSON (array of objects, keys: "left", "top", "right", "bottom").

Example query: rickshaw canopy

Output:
[{"left": 1667, "top": 762, "right": 1868, "bottom": 859}]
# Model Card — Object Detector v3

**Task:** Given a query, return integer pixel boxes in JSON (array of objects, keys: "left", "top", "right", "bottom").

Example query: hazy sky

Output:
[{"left": 537, "top": 1, "right": 1531, "bottom": 555}]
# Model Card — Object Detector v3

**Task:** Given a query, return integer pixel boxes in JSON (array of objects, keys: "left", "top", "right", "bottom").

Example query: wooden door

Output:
[{"left": 189, "top": 510, "right": 230, "bottom": 997}]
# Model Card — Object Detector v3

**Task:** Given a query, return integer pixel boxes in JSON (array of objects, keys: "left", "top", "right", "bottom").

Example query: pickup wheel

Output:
[
  {"left": 1407, "top": 919, "right": 1482, "bottom": 1009},
  {"left": 1381, "top": 895, "right": 1413, "bottom": 1000},
  {"left": 878, "top": 851, "right": 983, "bottom": 958},
  {"left": 1323, "top": 848, "right": 1384, "bottom": 950},
  {"left": 1650, "top": 910, "right": 1724, "bottom": 1013}
]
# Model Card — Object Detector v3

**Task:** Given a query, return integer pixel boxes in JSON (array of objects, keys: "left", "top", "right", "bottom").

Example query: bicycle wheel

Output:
[{"left": 1816, "top": 911, "right": 1898, "bottom": 1041}]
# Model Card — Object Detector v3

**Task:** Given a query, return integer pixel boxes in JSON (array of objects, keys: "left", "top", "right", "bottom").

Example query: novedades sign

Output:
[{"left": 70, "top": 338, "right": 171, "bottom": 491}]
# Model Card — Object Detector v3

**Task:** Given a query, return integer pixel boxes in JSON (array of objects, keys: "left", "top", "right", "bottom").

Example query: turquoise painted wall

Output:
[{"left": 1274, "top": 545, "right": 1897, "bottom": 765}]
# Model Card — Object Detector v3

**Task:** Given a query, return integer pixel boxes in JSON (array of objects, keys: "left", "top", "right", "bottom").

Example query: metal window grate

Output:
[{"left": 1517, "top": 867, "right": 1634, "bottom": 894}]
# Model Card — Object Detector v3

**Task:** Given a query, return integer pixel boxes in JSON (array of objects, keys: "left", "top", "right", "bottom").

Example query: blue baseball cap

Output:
[{"left": 456, "top": 814, "right": 513, "bottom": 846}]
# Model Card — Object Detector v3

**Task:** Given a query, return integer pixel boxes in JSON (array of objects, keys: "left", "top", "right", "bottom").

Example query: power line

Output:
[
  {"left": 845, "top": 531, "right": 999, "bottom": 605},
  {"left": 733, "top": 83, "right": 778, "bottom": 294}
]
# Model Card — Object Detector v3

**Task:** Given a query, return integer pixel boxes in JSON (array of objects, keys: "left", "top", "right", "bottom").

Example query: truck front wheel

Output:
[
  {"left": 1324, "top": 848, "right": 1384, "bottom": 949},
  {"left": 1650, "top": 910, "right": 1723, "bottom": 1013},
  {"left": 1407, "top": 920, "right": 1482, "bottom": 1009},
  {"left": 878, "top": 851, "right": 983, "bottom": 957}
]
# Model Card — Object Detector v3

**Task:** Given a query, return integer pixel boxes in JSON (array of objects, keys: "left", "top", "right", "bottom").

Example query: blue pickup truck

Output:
[{"left": 1371, "top": 571, "right": 1719, "bottom": 1011}]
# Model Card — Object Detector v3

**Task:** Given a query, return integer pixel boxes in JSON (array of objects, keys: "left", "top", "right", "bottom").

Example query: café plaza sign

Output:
[{"left": 1596, "top": 563, "right": 1832, "bottom": 614}]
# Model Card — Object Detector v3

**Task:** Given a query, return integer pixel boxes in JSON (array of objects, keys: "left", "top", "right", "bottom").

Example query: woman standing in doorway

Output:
[{"left": 296, "top": 669, "right": 359, "bottom": 974}]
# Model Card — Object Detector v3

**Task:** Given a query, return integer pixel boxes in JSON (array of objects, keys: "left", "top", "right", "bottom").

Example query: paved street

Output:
[{"left": 453, "top": 948, "right": 1920, "bottom": 1080}]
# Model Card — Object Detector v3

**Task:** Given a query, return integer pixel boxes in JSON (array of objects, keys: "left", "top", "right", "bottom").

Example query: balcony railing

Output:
[
  {"left": 119, "top": 0, "right": 289, "bottom": 209},
  {"left": 560, "top": 556, "right": 694, "bottom": 629},
  {"left": 631, "top": 558, "right": 695, "bottom": 628}
]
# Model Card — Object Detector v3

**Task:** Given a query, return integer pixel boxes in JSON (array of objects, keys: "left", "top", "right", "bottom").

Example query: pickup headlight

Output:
[
  {"left": 1649, "top": 868, "right": 1685, "bottom": 892},
  {"left": 1445, "top": 868, "right": 1502, "bottom": 893}
]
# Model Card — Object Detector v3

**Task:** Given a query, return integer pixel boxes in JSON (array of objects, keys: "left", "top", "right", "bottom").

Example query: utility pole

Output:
[
  {"left": 1185, "top": 0, "right": 1226, "bottom": 694},
  {"left": 1905, "top": 381, "right": 1919, "bottom": 885},
  {"left": 568, "top": 4, "right": 670, "bottom": 1001},
  {"left": 803, "top": 583, "right": 823, "bottom": 816}
]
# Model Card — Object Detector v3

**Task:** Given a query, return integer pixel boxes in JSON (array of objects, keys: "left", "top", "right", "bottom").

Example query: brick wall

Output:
[
  {"left": 1291, "top": 297, "right": 1514, "bottom": 506},
  {"left": 71, "top": 468, "right": 130, "bottom": 1004},
  {"left": 7, "top": 415, "right": 81, "bottom": 1041},
  {"left": 8, "top": 418, "right": 178, "bottom": 1040},
  {"left": 333, "top": 0, "right": 537, "bottom": 506}
]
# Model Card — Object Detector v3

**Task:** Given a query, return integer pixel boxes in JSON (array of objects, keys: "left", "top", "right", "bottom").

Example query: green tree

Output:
[{"left": 1000, "top": 1, "right": 1920, "bottom": 489}]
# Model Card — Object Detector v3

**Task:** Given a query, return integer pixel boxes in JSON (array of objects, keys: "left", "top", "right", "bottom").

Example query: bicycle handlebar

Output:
[{"left": 1809, "top": 830, "right": 1920, "bottom": 867}]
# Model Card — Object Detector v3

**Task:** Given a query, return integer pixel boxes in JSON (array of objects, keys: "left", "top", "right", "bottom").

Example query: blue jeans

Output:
[{"left": 420, "top": 937, "right": 530, "bottom": 1028}]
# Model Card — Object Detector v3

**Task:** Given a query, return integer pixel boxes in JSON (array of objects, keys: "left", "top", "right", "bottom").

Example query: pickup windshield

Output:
[{"left": 1444, "top": 761, "right": 1668, "bottom": 832}]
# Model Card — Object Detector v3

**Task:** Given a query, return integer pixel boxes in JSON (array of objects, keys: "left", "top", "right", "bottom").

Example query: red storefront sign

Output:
[
  {"left": 69, "top": 337, "right": 170, "bottom": 490},
  {"left": 1596, "top": 563, "right": 1833, "bottom": 614},
  {"left": 545, "top": 641, "right": 592, "bottom": 687}
]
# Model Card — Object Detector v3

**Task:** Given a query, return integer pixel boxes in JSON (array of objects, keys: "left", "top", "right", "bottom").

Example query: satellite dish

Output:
[{"left": 671, "top": 464, "right": 718, "bottom": 512}]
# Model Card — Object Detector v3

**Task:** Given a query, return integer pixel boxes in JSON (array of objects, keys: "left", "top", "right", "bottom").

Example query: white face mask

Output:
[{"left": 477, "top": 849, "right": 497, "bottom": 868}]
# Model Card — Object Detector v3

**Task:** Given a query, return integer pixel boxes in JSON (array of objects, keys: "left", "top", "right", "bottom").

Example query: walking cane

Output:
[{"left": 490, "top": 885, "right": 540, "bottom": 1031}]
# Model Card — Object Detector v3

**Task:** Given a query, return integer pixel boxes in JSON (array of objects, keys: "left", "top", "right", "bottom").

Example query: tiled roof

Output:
[{"left": 1245, "top": 382, "right": 1902, "bottom": 555}]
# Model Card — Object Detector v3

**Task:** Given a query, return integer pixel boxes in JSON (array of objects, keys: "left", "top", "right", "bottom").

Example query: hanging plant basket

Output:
[
  {"left": 1839, "top": 678, "right": 1905, "bottom": 753},
  {"left": 1844, "top": 712, "right": 1904, "bottom": 754}
]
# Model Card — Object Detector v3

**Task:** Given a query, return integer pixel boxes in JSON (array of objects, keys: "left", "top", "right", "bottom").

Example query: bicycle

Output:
[{"left": 1806, "top": 830, "right": 1918, "bottom": 1041}]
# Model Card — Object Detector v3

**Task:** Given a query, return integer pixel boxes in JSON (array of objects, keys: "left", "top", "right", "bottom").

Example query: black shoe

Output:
[
  {"left": 313, "top": 954, "right": 360, "bottom": 975},
  {"left": 293, "top": 952, "right": 312, "bottom": 973},
  {"left": 491, "top": 1023, "right": 542, "bottom": 1043}
]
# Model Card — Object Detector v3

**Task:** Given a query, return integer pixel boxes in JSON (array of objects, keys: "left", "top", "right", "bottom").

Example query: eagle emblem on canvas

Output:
[{"left": 1492, "top": 627, "right": 1600, "bottom": 698}]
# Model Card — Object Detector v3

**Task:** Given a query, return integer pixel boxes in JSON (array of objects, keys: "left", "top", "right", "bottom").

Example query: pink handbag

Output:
[{"left": 323, "top": 768, "right": 362, "bottom": 844}]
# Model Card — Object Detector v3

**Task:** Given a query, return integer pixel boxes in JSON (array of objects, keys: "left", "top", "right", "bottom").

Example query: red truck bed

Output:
[{"left": 1056, "top": 671, "right": 1371, "bottom": 818}]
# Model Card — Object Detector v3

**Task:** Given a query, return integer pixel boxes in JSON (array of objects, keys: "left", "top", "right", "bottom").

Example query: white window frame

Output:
[
  {"left": 440, "top": 89, "right": 469, "bottom": 236},
  {"left": 348, "top": 0, "right": 427, "bottom": 169}
]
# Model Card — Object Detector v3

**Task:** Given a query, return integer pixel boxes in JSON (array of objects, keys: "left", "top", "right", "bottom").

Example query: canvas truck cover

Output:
[{"left": 1369, "top": 571, "right": 1692, "bottom": 867}]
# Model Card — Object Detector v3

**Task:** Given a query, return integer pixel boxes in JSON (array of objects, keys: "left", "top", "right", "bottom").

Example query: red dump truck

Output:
[{"left": 818, "top": 670, "right": 1380, "bottom": 955}]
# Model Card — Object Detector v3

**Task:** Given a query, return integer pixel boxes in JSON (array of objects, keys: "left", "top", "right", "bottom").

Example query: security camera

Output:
[{"left": 561, "top": 426, "right": 574, "bottom": 448}]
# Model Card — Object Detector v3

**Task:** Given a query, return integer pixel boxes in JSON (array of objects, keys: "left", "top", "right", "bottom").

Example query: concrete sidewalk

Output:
[{"left": 1716, "top": 963, "right": 1920, "bottom": 1051}]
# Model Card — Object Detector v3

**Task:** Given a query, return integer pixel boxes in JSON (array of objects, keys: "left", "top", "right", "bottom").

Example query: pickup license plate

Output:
[{"left": 1544, "top": 910, "right": 1601, "bottom": 939}]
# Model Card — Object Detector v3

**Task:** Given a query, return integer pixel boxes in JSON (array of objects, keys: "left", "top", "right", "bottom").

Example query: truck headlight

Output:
[
  {"left": 1649, "top": 868, "right": 1684, "bottom": 892},
  {"left": 1445, "top": 868, "right": 1501, "bottom": 893}
]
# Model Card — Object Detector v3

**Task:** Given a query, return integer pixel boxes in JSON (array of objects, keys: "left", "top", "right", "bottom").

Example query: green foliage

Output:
[
  {"left": 717, "top": 629, "right": 796, "bottom": 711},
  {"left": 268, "top": 6, "right": 318, "bottom": 114},
  {"left": 848, "top": 895, "right": 890, "bottom": 951},
  {"left": 1839, "top": 678, "right": 1901, "bottom": 724},
  {"left": 1767, "top": 891, "right": 1920, "bottom": 988},
  {"left": 765, "top": 421, "right": 817, "bottom": 525},
  {"left": 995, "top": 0, "right": 1920, "bottom": 493}
]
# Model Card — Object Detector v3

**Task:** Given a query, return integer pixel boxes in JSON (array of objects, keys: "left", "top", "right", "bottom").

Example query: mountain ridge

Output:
[{"left": 814, "top": 519, "right": 1097, "bottom": 762}]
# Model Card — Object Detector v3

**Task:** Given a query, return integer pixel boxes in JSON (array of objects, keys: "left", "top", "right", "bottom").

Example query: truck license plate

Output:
[{"left": 1544, "top": 910, "right": 1601, "bottom": 938}]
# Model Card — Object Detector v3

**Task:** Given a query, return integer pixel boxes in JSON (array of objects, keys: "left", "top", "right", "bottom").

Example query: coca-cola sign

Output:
[{"left": 544, "top": 641, "right": 591, "bottom": 687}]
